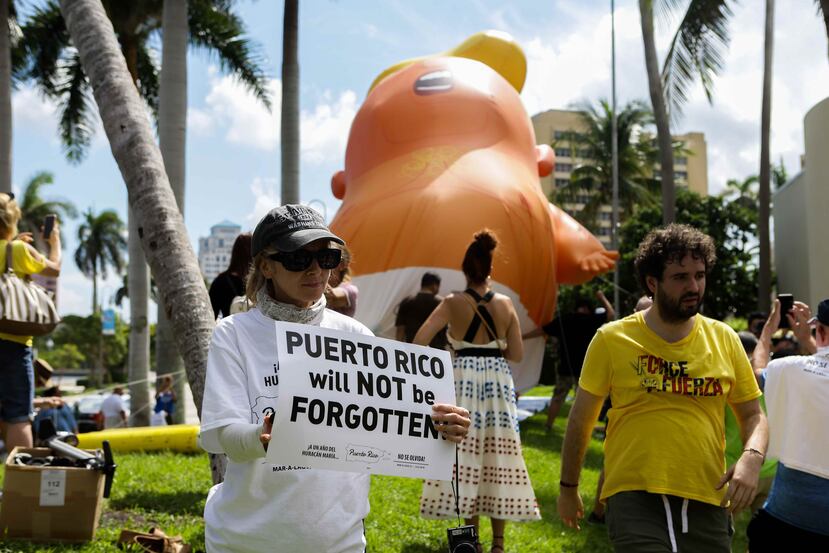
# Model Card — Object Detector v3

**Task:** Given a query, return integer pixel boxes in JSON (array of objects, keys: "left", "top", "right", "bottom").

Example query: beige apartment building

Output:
[{"left": 531, "top": 109, "right": 708, "bottom": 245}]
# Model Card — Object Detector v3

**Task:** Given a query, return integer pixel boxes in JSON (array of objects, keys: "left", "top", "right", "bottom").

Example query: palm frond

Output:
[
  {"left": 188, "top": 0, "right": 271, "bottom": 109},
  {"left": 136, "top": 45, "right": 160, "bottom": 118},
  {"left": 661, "top": 0, "right": 733, "bottom": 124},
  {"left": 56, "top": 52, "right": 95, "bottom": 164},
  {"left": 15, "top": 1, "right": 69, "bottom": 96}
]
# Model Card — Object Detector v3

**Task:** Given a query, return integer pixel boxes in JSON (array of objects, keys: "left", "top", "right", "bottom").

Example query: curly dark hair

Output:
[{"left": 634, "top": 224, "right": 717, "bottom": 296}]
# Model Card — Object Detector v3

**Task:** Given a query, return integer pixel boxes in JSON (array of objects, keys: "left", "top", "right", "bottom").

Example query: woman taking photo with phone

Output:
[
  {"left": 415, "top": 229, "right": 540, "bottom": 553},
  {"left": 0, "top": 193, "right": 61, "bottom": 452},
  {"left": 199, "top": 205, "right": 471, "bottom": 552}
]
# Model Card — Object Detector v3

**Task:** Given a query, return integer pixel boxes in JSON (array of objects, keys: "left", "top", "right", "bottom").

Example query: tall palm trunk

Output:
[
  {"left": 121, "top": 36, "right": 151, "bottom": 427},
  {"left": 280, "top": 0, "right": 299, "bottom": 204},
  {"left": 59, "top": 0, "right": 215, "bottom": 478},
  {"left": 758, "top": 0, "right": 775, "bottom": 312},
  {"left": 127, "top": 206, "right": 150, "bottom": 426},
  {"left": 0, "top": 0, "right": 12, "bottom": 193},
  {"left": 639, "top": 0, "right": 675, "bottom": 224},
  {"left": 91, "top": 264, "right": 98, "bottom": 314},
  {"left": 821, "top": 0, "right": 829, "bottom": 60},
  {"left": 156, "top": 0, "right": 188, "bottom": 424}
]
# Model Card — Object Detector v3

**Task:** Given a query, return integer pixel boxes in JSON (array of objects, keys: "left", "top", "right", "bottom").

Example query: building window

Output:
[
  {"left": 578, "top": 148, "right": 591, "bottom": 159},
  {"left": 555, "top": 147, "right": 571, "bottom": 157},
  {"left": 675, "top": 171, "right": 688, "bottom": 180},
  {"left": 675, "top": 156, "right": 688, "bottom": 165},
  {"left": 218, "top": 239, "right": 224, "bottom": 247},
  {"left": 600, "top": 212, "right": 611, "bottom": 221},
  {"left": 555, "top": 178, "right": 570, "bottom": 188},
  {"left": 556, "top": 163, "right": 573, "bottom": 173},
  {"left": 577, "top": 194, "right": 590, "bottom": 204}
]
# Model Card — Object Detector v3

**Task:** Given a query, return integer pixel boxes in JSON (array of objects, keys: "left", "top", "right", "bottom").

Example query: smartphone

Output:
[
  {"left": 778, "top": 293, "right": 794, "bottom": 329},
  {"left": 43, "top": 214, "right": 56, "bottom": 239}
]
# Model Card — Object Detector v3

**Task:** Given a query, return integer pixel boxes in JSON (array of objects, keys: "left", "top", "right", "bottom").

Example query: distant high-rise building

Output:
[
  {"left": 531, "top": 109, "right": 709, "bottom": 245},
  {"left": 199, "top": 220, "right": 242, "bottom": 283}
]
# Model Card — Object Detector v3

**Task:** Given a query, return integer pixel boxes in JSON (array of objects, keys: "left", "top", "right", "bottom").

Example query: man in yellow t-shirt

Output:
[{"left": 557, "top": 224, "right": 768, "bottom": 553}]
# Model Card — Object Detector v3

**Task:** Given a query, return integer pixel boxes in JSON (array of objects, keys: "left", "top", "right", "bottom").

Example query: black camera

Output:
[{"left": 447, "top": 525, "right": 478, "bottom": 553}]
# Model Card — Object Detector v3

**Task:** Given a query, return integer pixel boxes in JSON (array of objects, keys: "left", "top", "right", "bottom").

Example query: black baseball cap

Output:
[
  {"left": 808, "top": 299, "right": 829, "bottom": 326},
  {"left": 251, "top": 204, "right": 344, "bottom": 256}
]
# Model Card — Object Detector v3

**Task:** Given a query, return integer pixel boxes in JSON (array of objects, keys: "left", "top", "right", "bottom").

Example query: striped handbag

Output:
[{"left": 0, "top": 242, "right": 60, "bottom": 336}]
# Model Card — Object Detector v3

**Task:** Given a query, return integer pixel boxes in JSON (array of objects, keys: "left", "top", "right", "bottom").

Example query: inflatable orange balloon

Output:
[{"left": 330, "top": 31, "right": 617, "bottom": 389}]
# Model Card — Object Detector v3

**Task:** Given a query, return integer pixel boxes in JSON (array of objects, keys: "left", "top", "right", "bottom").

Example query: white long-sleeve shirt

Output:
[{"left": 200, "top": 306, "right": 373, "bottom": 553}]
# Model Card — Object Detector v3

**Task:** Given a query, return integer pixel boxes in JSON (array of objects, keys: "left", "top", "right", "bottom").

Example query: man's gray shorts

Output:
[{"left": 606, "top": 491, "right": 732, "bottom": 553}]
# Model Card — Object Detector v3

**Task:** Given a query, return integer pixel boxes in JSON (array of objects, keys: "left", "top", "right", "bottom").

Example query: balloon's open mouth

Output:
[{"left": 414, "top": 70, "right": 453, "bottom": 95}]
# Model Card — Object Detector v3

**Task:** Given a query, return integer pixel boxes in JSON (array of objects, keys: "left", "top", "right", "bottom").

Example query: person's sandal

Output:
[{"left": 490, "top": 535, "right": 505, "bottom": 553}]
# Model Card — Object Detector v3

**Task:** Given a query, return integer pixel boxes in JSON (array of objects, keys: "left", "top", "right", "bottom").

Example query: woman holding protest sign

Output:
[
  {"left": 415, "top": 229, "right": 540, "bottom": 553},
  {"left": 199, "top": 204, "right": 470, "bottom": 553}
]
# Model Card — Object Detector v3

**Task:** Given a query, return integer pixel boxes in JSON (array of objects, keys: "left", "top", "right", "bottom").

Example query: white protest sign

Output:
[{"left": 267, "top": 321, "right": 456, "bottom": 480}]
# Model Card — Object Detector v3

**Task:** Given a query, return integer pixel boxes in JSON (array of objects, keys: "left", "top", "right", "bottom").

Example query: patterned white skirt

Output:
[{"left": 420, "top": 354, "right": 541, "bottom": 521}]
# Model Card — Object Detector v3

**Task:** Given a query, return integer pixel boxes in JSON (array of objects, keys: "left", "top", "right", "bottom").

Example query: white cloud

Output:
[
  {"left": 246, "top": 177, "right": 280, "bottom": 224},
  {"left": 300, "top": 90, "right": 357, "bottom": 164},
  {"left": 12, "top": 86, "right": 58, "bottom": 135},
  {"left": 195, "top": 70, "right": 357, "bottom": 164},
  {"left": 57, "top": 266, "right": 124, "bottom": 317},
  {"left": 516, "top": 3, "right": 829, "bottom": 194},
  {"left": 187, "top": 106, "right": 214, "bottom": 135}
]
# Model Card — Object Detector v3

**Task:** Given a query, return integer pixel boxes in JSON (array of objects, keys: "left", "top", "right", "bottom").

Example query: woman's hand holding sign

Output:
[
  {"left": 260, "top": 412, "right": 274, "bottom": 451},
  {"left": 431, "top": 404, "right": 470, "bottom": 443}
]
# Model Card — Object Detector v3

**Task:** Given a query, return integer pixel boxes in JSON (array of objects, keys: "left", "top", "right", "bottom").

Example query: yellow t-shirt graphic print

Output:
[{"left": 579, "top": 311, "right": 761, "bottom": 507}]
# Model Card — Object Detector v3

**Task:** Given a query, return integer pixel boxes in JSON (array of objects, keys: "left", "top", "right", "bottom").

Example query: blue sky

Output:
[{"left": 11, "top": 0, "right": 829, "bottom": 318}]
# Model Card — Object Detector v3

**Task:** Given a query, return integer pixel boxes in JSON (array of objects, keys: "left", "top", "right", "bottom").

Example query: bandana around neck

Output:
[{"left": 256, "top": 285, "right": 326, "bottom": 325}]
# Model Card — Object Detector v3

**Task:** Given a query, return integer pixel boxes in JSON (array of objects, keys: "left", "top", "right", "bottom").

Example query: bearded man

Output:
[{"left": 557, "top": 224, "right": 768, "bottom": 553}]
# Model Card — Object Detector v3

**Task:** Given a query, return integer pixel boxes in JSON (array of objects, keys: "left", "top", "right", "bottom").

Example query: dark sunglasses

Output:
[{"left": 268, "top": 248, "right": 342, "bottom": 272}]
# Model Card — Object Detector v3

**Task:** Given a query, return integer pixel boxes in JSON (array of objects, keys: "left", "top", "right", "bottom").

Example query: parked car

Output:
[{"left": 72, "top": 393, "right": 131, "bottom": 433}]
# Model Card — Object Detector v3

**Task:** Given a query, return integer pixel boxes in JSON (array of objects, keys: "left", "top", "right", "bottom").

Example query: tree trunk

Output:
[
  {"left": 127, "top": 206, "right": 150, "bottom": 427},
  {"left": 639, "top": 0, "right": 675, "bottom": 224},
  {"left": 280, "top": 0, "right": 299, "bottom": 204},
  {"left": 758, "top": 0, "right": 775, "bottom": 312},
  {"left": 821, "top": 0, "right": 829, "bottom": 60},
  {"left": 120, "top": 35, "right": 151, "bottom": 427},
  {"left": 58, "top": 1, "right": 214, "bottom": 434},
  {"left": 0, "top": 0, "right": 12, "bottom": 194},
  {"left": 156, "top": 0, "right": 188, "bottom": 424},
  {"left": 92, "top": 265, "right": 98, "bottom": 314}
]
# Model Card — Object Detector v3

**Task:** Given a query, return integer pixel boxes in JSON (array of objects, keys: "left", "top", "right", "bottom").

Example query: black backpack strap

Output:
[{"left": 461, "top": 289, "right": 497, "bottom": 342}]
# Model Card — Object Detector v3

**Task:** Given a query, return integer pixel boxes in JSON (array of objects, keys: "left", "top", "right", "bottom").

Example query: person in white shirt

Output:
[
  {"left": 199, "top": 204, "right": 471, "bottom": 553},
  {"left": 748, "top": 298, "right": 829, "bottom": 550},
  {"left": 100, "top": 387, "right": 127, "bottom": 429}
]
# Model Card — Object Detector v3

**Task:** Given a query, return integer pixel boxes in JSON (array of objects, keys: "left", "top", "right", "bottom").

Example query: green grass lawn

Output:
[{"left": 0, "top": 399, "right": 753, "bottom": 552}]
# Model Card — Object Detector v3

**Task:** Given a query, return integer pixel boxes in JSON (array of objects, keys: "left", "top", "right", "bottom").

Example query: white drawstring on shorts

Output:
[{"left": 661, "top": 495, "right": 690, "bottom": 553}]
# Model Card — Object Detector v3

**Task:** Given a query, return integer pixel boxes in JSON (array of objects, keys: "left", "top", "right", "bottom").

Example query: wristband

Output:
[
  {"left": 559, "top": 480, "right": 579, "bottom": 488},
  {"left": 742, "top": 448, "right": 765, "bottom": 461}
]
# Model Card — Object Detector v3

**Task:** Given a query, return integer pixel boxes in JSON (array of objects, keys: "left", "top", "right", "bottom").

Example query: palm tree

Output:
[
  {"left": 156, "top": 0, "right": 188, "bottom": 424},
  {"left": 555, "top": 99, "right": 659, "bottom": 233},
  {"left": 639, "top": 0, "right": 675, "bottom": 224},
  {"left": 0, "top": 0, "right": 18, "bottom": 193},
  {"left": 17, "top": 0, "right": 269, "bottom": 162},
  {"left": 58, "top": 0, "right": 217, "bottom": 480},
  {"left": 16, "top": 171, "right": 78, "bottom": 244},
  {"left": 758, "top": 0, "right": 774, "bottom": 312},
  {"left": 818, "top": 1, "right": 829, "bottom": 59},
  {"left": 20, "top": 0, "right": 268, "bottom": 431},
  {"left": 719, "top": 175, "right": 759, "bottom": 207},
  {"left": 74, "top": 208, "right": 126, "bottom": 314},
  {"left": 281, "top": 0, "right": 299, "bottom": 204},
  {"left": 640, "top": 0, "right": 734, "bottom": 224}
]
